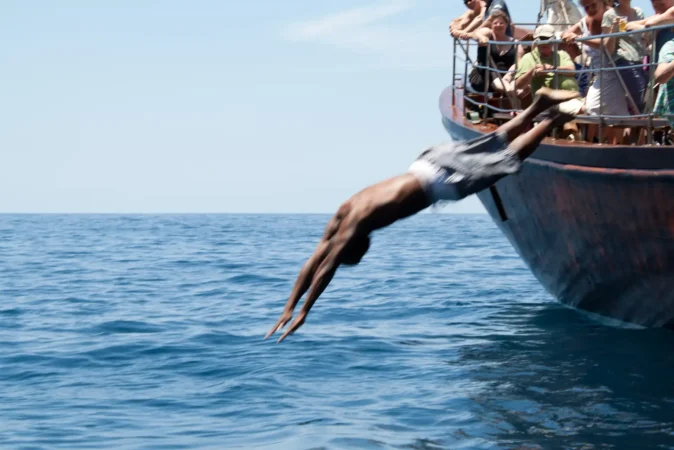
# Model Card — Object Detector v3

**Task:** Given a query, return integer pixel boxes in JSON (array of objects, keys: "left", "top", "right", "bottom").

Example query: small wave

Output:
[
  {"left": 226, "top": 273, "right": 286, "bottom": 284},
  {"left": 0, "top": 307, "right": 23, "bottom": 316},
  {"left": 194, "top": 288, "right": 229, "bottom": 298},
  {"left": 189, "top": 331, "right": 246, "bottom": 346},
  {"left": 92, "top": 320, "right": 164, "bottom": 334},
  {"left": 80, "top": 343, "right": 149, "bottom": 362}
]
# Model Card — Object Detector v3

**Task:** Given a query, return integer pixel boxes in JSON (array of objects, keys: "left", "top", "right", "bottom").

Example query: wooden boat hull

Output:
[{"left": 441, "top": 87, "right": 674, "bottom": 328}]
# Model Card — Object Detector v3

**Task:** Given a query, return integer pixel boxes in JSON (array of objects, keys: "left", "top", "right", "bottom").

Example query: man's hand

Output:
[
  {"left": 611, "top": 16, "right": 621, "bottom": 33},
  {"left": 264, "top": 240, "right": 333, "bottom": 343},
  {"left": 625, "top": 21, "right": 645, "bottom": 32},
  {"left": 265, "top": 310, "right": 294, "bottom": 340},
  {"left": 265, "top": 237, "right": 344, "bottom": 342},
  {"left": 534, "top": 64, "right": 547, "bottom": 76},
  {"left": 561, "top": 31, "right": 577, "bottom": 43}
]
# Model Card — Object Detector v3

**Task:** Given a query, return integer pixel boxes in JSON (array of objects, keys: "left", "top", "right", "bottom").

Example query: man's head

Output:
[
  {"left": 561, "top": 41, "right": 581, "bottom": 59},
  {"left": 579, "top": 0, "right": 605, "bottom": 18},
  {"left": 534, "top": 24, "right": 556, "bottom": 57},
  {"left": 341, "top": 236, "right": 371, "bottom": 266},
  {"left": 652, "top": 0, "right": 674, "bottom": 14},
  {"left": 463, "top": 0, "right": 481, "bottom": 11}
]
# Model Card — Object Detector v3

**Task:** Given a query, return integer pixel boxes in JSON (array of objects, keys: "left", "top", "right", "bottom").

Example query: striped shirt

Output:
[{"left": 655, "top": 39, "right": 674, "bottom": 126}]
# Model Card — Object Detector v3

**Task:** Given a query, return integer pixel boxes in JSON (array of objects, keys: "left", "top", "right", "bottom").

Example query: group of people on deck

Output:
[{"left": 450, "top": 0, "right": 674, "bottom": 143}]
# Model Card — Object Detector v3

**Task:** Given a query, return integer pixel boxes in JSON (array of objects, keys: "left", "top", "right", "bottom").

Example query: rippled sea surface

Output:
[{"left": 1, "top": 214, "right": 674, "bottom": 449}]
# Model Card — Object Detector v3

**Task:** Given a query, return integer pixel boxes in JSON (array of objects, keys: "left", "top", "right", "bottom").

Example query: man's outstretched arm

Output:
[
  {"left": 276, "top": 248, "right": 343, "bottom": 343},
  {"left": 265, "top": 211, "right": 349, "bottom": 339},
  {"left": 265, "top": 241, "right": 329, "bottom": 339},
  {"left": 268, "top": 228, "right": 354, "bottom": 343}
]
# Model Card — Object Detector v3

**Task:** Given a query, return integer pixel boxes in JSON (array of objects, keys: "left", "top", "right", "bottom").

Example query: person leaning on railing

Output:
[
  {"left": 653, "top": 27, "right": 674, "bottom": 127},
  {"left": 450, "top": 0, "right": 519, "bottom": 40},
  {"left": 603, "top": 0, "right": 647, "bottom": 113},
  {"left": 450, "top": 0, "right": 486, "bottom": 40},
  {"left": 562, "top": 0, "right": 606, "bottom": 70},
  {"left": 515, "top": 25, "right": 584, "bottom": 114},
  {"left": 624, "top": 0, "right": 674, "bottom": 128},
  {"left": 468, "top": 10, "right": 517, "bottom": 93},
  {"left": 626, "top": 0, "right": 674, "bottom": 61},
  {"left": 563, "top": 0, "right": 626, "bottom": 117}
]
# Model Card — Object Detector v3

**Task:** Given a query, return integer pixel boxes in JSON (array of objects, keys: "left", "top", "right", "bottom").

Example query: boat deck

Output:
[{"left": 442, "top": 87, "right": 674, "bottom": 171}]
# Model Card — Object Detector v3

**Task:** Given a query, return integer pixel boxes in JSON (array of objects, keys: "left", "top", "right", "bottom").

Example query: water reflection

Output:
[{"left": 459, "top": 305, "right": 674, "bottom": 449}]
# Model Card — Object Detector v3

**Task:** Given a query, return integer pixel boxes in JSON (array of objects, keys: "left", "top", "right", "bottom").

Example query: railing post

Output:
[
  {"left": 483, "top": 42, "right": 491, "bottom": 122},
  {"left": 553, "top": 39, "right": 559, "bottom": 139},
  {"left": 452, "top": 38, "right": 457, "bottom": 107},
  {"left": 598, "top": 38, "right": 604, "bottom": 144},
  {"left": 464, "top": 40, "right": 470, "bottom": 119},
  {"left": 648, "top": 29, "right": 657, "bottom": 145},
  {"left": 553, "top": 40, "right": 559, "bottom": 90}
]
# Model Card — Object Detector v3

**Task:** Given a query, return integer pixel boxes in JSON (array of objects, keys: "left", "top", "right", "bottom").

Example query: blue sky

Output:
[{"left": 1, "top": 0, "right": 654, "bottom": 213}]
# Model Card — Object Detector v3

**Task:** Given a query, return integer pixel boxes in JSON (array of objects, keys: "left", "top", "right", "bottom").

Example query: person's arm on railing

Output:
[
  {"left": 561, "top": 22, "right": 582, "bottom": 43},
  {"left": 470, "top": 27, "right": 493, "bottom": 46},
  {"left": 481, "top": 14, "right": 495, "bottom": 31},
  {"left": 645, "top": 6, "right": 674, "bottom": 28},
  {"left": 626, "top": 7, "right": 674, "bottom": 32},
  {"left": 625, "top": 19, "right": 646, "bottom": 31},
  {"left": 561, "top": 19, "right": 604, "bottom": 49},
  {"left": 450, "top": 10, "right": 475, "bottom": 37},
  {"left": 457, "top": 9, "right": 488, "bottom": 37}
]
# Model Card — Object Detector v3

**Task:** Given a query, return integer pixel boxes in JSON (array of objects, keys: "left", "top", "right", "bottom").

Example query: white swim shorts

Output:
[{"left": 408, "top": 131, "right": 521, "bottom": 203}]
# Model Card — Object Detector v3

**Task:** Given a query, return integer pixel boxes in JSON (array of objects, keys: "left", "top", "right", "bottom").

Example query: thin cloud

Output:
[
  {"left": 284, "top": 1, "right": 416, "bottom": 41},
  {"left": 281, "top": 1, "right": 451, "bottom": 69}
]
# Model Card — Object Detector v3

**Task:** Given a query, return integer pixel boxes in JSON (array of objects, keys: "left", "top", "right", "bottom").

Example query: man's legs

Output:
[
  {"left": 496, "top": 88, "right": 580, "bottom": 142},
  {"left": 508, "top": 112, "right": 574, "bottom": 161}
]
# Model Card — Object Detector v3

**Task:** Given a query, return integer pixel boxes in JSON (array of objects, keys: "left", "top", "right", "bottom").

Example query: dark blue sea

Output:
[{"left": 1, "top": 214, "right": 673, "bottom": 449}]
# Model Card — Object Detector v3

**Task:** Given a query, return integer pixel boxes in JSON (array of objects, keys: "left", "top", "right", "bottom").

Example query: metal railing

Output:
[{"left": 452, "top": 23, "right": 674, "bottom": 145}]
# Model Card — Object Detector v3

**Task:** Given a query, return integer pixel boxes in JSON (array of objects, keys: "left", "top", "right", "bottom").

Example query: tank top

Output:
[
  {"left": 477, "top": 39, "right": 516, "bottom": 73},
  {"left": 579, "top": 17, "right": 601, "bottom": 68}
]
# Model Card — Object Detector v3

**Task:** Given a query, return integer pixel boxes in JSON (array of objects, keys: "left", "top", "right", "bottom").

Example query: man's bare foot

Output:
[{"left": 534, "top": 87, "right": 581, "bottom": 111}]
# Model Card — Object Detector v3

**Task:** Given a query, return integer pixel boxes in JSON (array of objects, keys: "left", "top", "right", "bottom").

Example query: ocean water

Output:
[{"left": 0, "top": 214, "right": 673, "bottom": 450}]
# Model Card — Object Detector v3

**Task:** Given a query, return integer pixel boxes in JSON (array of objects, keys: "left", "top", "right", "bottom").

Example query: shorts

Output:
[
  {"left": 585, "top": 72, "right": 630, "bottom": 116},
  {"left": 408, "top": 131, "right": 521, "bottom": 203},
  {"left": 558, "top": 98, "right": 585, "bottom": 115}
]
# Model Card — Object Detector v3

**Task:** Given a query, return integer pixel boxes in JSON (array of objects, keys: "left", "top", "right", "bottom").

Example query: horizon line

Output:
[{"left": 0, "top": 211, "right": 488, "bottom": 215}]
